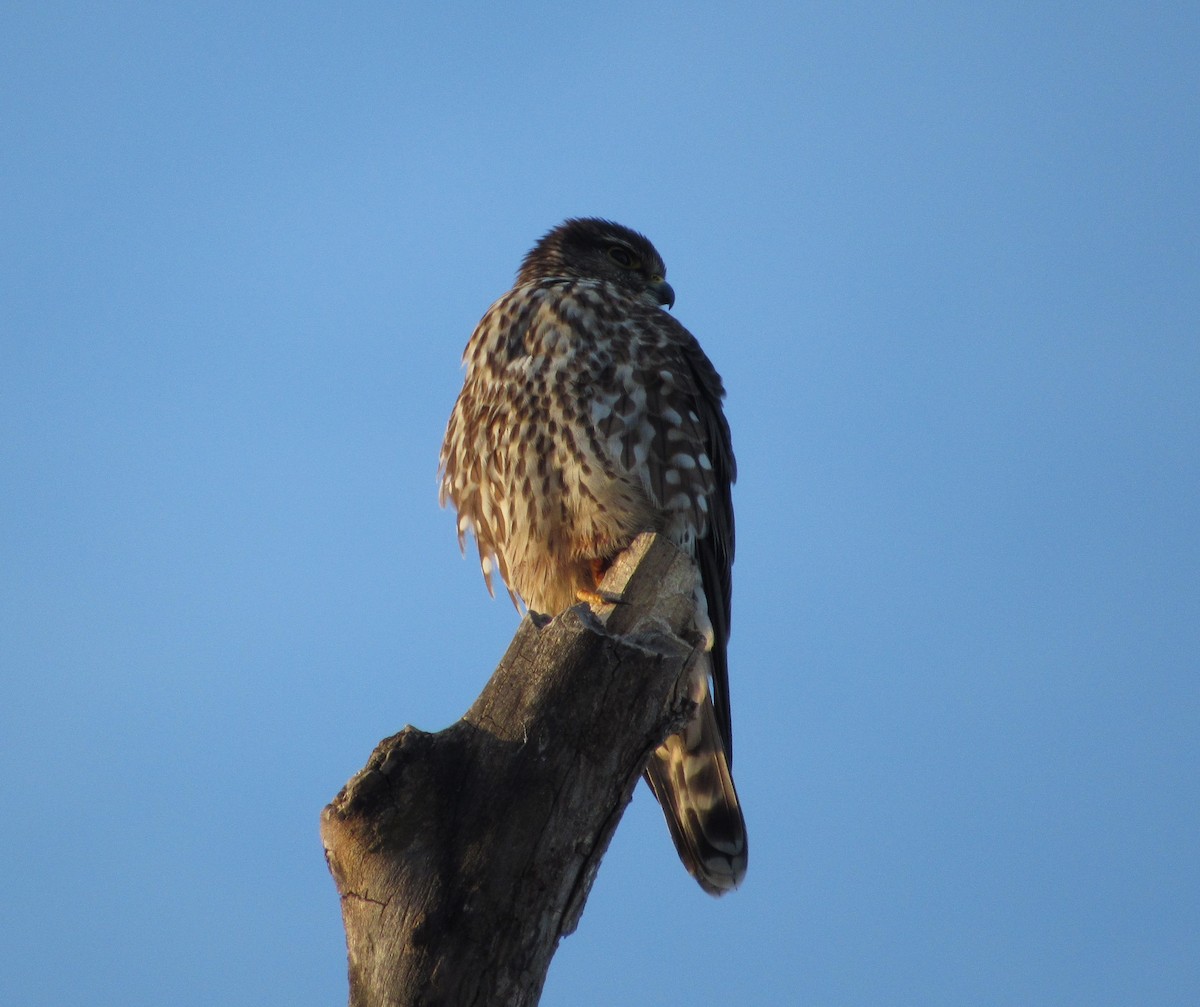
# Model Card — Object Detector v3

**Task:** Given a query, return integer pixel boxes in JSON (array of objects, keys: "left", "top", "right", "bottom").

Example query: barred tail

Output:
[{"left": 644, "top": 681, "right": 747, "bottom": 896}]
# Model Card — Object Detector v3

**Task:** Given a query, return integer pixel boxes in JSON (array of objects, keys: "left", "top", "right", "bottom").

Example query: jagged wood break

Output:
[{"left": 322, "top": 534, "right": 707, "bottom": 1007}]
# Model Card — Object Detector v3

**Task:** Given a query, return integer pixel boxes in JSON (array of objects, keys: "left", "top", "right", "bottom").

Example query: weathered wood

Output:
[{"left": 321, "top": 533, "right": 703, "bottom": 1007}]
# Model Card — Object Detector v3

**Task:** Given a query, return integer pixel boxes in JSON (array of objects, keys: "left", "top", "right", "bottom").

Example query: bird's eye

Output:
[{"left": 607, "top": 245, "right": 639, "bottom": 269}]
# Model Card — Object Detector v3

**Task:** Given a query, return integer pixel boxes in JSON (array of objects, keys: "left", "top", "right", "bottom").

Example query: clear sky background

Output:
[{"left": 2, "top": 4, "right": 1197, "bottom": 1005}]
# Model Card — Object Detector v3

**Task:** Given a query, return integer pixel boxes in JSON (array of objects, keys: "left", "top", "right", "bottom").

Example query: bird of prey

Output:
[{"left": 438, "top": 218, "right": 746, "bottom": 895}]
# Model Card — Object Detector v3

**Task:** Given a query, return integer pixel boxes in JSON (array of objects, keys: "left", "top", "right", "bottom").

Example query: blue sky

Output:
[{"left": 2, "top": 3, "right": 1197, "bottom": 1004}]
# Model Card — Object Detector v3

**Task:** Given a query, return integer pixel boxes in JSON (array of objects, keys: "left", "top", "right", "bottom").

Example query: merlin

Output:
[{"left": 438, "top": 218, "right": 746, "bottom": 895}]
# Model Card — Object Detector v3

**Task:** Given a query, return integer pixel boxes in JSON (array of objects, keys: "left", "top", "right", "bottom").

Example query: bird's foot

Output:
[
  {"left": 576, "top": 588, "right": 625, "bottom": 607},
  {"left": 577, "top": 556, "right": 624, "bottom": 607}
]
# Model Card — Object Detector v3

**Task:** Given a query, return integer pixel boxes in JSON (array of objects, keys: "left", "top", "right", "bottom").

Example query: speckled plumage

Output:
[{"left": 439, "top": 218, "right": 746, "bottom": 895}]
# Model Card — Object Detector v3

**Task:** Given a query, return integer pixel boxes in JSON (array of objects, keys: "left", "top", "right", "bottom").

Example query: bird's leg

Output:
[{"left": 575, "top": 556, "right": 625, "bottom": 606}]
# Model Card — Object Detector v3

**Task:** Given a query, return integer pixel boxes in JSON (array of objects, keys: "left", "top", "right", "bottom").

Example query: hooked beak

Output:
[{"left": 650, "top": 278, "right": 675, "bottom": 310}]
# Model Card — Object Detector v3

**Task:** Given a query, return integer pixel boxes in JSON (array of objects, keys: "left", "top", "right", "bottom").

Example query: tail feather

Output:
[{"left": 644, "top": 684, "right": 747, "bottom": 896}]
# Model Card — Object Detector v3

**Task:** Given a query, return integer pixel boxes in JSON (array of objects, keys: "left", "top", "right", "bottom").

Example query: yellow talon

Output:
[{"left": 576, "top": 587, "right": 624, "bottom": 606}]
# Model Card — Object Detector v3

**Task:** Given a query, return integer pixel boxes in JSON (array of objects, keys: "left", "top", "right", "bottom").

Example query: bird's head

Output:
[{"left": 517, "top": 217, "right": 675, "bottom": 309}]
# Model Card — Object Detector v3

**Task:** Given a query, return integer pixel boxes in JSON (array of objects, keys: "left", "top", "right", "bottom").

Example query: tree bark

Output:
[{"left": 321, "top": 533, "right": 703, "bottom": 1007}]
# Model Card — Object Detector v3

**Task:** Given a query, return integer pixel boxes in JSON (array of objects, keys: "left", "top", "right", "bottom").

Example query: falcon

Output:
[{"left": 438, "top": 218, "right": 747, "bottom": 895}]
